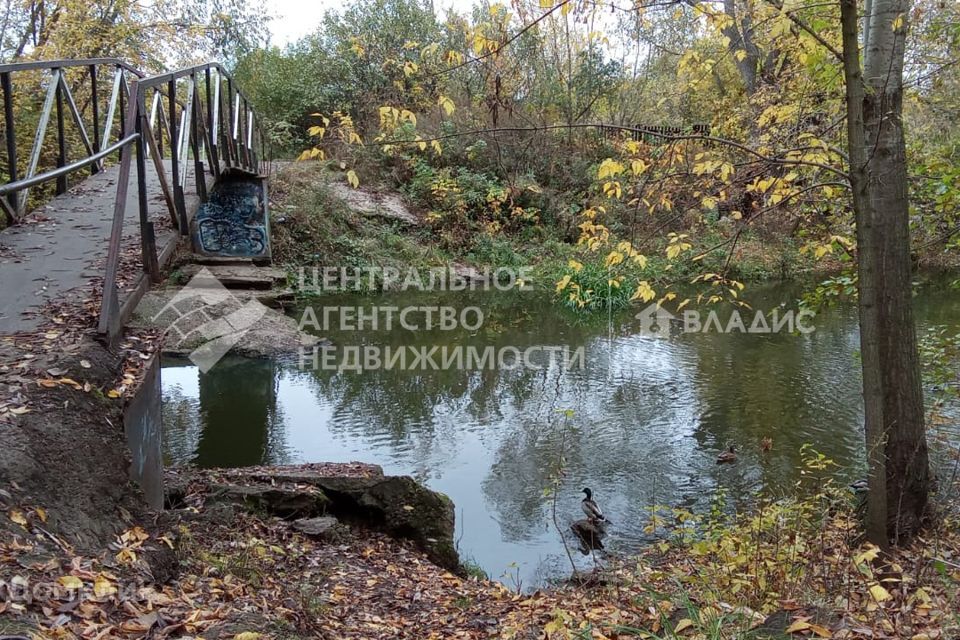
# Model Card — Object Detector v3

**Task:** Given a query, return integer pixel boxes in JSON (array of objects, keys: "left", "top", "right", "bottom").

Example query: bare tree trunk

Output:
[{"left": 840, "top": 0, "right": 930, "bottom": 546}]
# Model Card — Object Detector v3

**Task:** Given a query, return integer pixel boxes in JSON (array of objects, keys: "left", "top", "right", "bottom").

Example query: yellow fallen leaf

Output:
[
  {"left": 809, "top": 623, "right": 833, "bottom": 638},
  {"left": 234, "top": 633, "right": 262, "bottom": 640},
  {"left": 58, "top": 575, "right": 83, "bottom": 590},
  {"left": 870, "top": 584, "right": 892, "bottom": 602},
  {"left": 9, "top": 509, "right": 27, "bottom": 527},
  {"left": 674, "top": 618, "right": 694, "bottom": 634},
  {"left": 786, "top": 620, "right": 811, "bottom": 634},
  {"left": 107, "top": 389, "right": 122, "bottom": 398},
  {"left": 94, "top": 575, "right": 117, "bottom": 597},
  {"left": 35, "top": 507, "right": 47, "bottom": 523}
]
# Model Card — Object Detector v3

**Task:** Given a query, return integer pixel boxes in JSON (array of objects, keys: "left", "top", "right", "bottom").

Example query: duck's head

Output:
[
  {"left": 582, "top": 487, "right": 592, "bottom": 499},
  {"left": 728, "top": 445, "right": 736, "bottom": 453}
]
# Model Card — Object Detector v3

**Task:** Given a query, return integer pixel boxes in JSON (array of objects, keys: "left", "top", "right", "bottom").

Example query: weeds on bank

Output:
[{"left": 500, "top": 447, "right": 960, "bottom": 640}]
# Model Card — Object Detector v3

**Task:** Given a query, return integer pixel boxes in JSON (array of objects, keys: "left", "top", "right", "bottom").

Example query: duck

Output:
[
  {"left": 849, "top": 478, "right": 869, "bottom": 494},
  {"left": 581, "top": 487, "right": 609, "bottom": 524},
  {"left": 716, "top": 445, "right": 737, "bottom": 464}
]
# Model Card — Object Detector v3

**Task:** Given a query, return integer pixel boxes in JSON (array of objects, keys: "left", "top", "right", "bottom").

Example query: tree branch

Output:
[{"left": 376, "top": 123, "right": 851, "bottom": 180}]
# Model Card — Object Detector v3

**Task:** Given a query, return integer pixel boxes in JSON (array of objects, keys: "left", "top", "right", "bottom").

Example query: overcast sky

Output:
[{"left": 267, "top": 0, "right": 478, "bottom": 47}]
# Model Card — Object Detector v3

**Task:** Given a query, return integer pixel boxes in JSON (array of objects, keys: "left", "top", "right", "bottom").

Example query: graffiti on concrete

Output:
[{"left": 195, "top": 178, "right": 270, "bottom": 259}]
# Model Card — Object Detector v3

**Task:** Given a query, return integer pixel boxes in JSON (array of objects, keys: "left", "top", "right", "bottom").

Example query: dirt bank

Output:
[{"left": 0, "top": 327, "right": 159, "bottom": 551}]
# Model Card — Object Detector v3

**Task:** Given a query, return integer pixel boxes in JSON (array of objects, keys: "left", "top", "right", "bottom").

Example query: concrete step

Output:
[{"left": 181, "top": 264, "right": 287, "bottom": 290}]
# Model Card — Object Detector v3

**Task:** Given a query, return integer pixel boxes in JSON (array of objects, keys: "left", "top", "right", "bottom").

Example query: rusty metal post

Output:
[
  {"left": 98, "top": 80, "right": 141, "bottom": 341},
  {"left": 168, "top": 78, "right": 187, "bottom": 233},
  {"left": 134, "top": 87, "right": 160, "bottom": 283},
  {"left": 205, "top": 67, "right": 220, "bottom": 178},
  {"left": 55, "top": 73, "right": 67, "bottom": 194},
  {"left": 2, "top": 72, "right": 18, "bottom": 215},
  {"left": 89, "top": 64, "right": 100, "bottom": 174},
  {"left": 188, "top": 73, "right": 207, "bottom": 203}
]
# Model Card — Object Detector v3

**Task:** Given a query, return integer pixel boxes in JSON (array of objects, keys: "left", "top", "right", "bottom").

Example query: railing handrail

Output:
[
  {"left": 0, "top": 58, "right": 143, "bottom": 76},
  {"left": 0, "top": 134, "right": 138, "bottom": 196},
  {"left": 137, "top": 62, "right": 255, "bottom": 105}
]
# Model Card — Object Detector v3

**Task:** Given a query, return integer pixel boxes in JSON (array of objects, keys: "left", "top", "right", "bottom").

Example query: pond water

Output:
[{"left": 161, "top": 279, "right": 960, "bottom": 587}]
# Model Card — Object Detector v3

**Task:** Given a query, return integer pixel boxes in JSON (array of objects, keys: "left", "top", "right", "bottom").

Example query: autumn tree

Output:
[
  {"left": 840, "top": 0, "right": 929, "bottom": 545},
  {"left": 0, "top": 0, "right": 267, "bottom": 67}
]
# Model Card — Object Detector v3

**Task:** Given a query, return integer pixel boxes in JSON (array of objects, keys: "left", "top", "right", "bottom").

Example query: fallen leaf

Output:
[
  {"left": 80, "top": 359, "right": 92, "bottom": 368},
  {"left": 673, "top": 618, "right": 694, "bottom": 634},
  {"left": 94, "top": 575, "right": 117, "bottom": 597},
  {"left": 786, "top": 620, "right": 812, "bottom": 634},
  {"left": 869, "top": 584, "right": 892, "bottom": 602},
  {"left": 9, "top": 509, "right": 28, "bottom": 527},
  {"left": 57, "top": 575, "right": 83, "bottom": 590},
  {"left": 234, "top": 633, "right": 262, "bottom": 640}
]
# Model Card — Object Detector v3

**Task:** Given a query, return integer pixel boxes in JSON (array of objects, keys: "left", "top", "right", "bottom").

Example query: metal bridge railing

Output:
[
  {"left": 0, "top": 59, "right": 271, "bottom": 341},
  {"left": 0, "top": 59, "right": 144, "bottom": 221}
]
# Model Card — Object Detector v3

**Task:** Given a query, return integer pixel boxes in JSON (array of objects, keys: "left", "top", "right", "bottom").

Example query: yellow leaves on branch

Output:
[
  {"left": 597, "top": 158, "right": 624, "bottom": 180},
  {"left": 603, "top": 181, "right": 622, "bottom": 199},
  {"left": 801, "top": 234, "right": 854, "bottom": 260},
  {"left": 666, "top": 233, "right": 692, "bottom": 260},
  {"left": 598, "top": 159, "right": 625, "bottom": 200},
  {"left": 692, "top": 154, "right": 735, "bottom": 184},
  {"left": 630, "top": 281, "right": 656, "bottom": 303},
  {"left": 298, "top": 112, "right": 360, "bottom": 162},
  {"left": 297, "top": 147, "right": 325, "bottom": 162},
  {"left": 604, "top": 250, "right": 624, "bottom": 268},
  {"left": 758, "top": 103, "right": 799, "bottom": 128},
  {"left": 438, "top": 95, "right": 455, "bottom": 116},
  {"left": 379, "top": 106, "right": 417, "bottom": 131}
]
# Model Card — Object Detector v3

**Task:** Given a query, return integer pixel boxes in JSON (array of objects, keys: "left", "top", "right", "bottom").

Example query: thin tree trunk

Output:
[{"left": 840, "top": 0, "right": 930, "bottom": 546}]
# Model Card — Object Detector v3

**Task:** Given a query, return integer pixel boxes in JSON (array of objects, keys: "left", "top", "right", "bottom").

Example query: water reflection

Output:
[{"left": 161, "top": 282, "right": 959, "bottom": 587}]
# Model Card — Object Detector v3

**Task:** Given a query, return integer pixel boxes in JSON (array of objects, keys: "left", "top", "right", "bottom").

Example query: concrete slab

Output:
[
  {"left": 180, "top": 264, "right": 287, "bottom": 290},
  {"left": 0, "top": 161, "right": 211, "bottom": 334}
]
